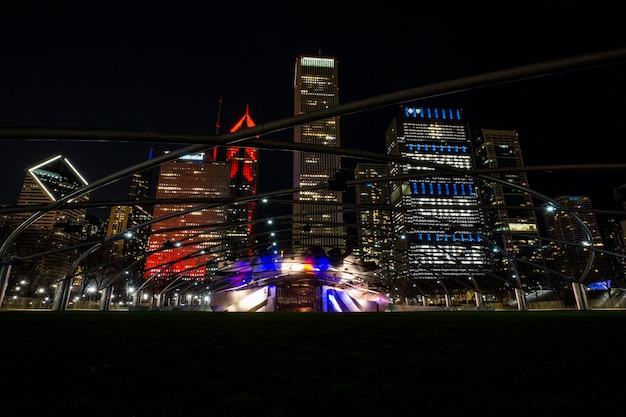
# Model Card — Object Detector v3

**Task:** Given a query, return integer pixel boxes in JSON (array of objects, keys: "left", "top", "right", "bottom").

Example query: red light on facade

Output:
[
  {"left": 229, "top": 161, "right": 238, "bottom": 179},
  {"left": 245, "top": 148, "right": 257, "bottom": 161},
  {"left": 243, "top": 164, "right": 254, "bottom": 182},
  {"left": 227, "top": 148, "right": 239, "bottom": 159},
  {"left": 229, "top": 104, "right": 256, "bottom": 133}
]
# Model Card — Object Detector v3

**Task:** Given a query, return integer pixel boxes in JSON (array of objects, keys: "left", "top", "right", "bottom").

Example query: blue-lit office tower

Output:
[
  {"left": 292, "top": 55, "right": 345, "bottom": 251},
  {"left": 8, "top": 155, "right": 90, "bottom": 298},
  {"left": 354, "top": 163, "right": 393, "bottom": 283},
  {"left": 542, "top": 195, "right": 612, "bottom": 285},
  {"left": 473, "top": 129, "right": 548, "bottom": 288},
  {"left": 385, "top": 106, "right": 490, "bottom": 286}
]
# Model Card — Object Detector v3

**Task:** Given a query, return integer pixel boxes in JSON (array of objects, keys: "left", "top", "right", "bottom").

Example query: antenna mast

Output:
[
  {"left": 212, "top": 96, "right": 223, "bottom": 161},
  {"left": 215, "top": 96, "right": 223, "bottom": 135}
]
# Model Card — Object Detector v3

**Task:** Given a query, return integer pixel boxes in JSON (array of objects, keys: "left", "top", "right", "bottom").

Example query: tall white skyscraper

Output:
[
  {"left": 386, "top": 105, "right": 490, "bottom": 284},
  {"left": 292, "top": 55, "right": 345, "bottom": 251}
]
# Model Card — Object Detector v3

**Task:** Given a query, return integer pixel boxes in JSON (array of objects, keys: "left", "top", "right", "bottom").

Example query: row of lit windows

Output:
[
  {"left": 31, "top": 168, "right": 65, "bottom": 181},
  {"left": 300, "top": 190, "right": 340, "bottom": 201},
  {"left": 402, "top": 195, "right": 481, "bottom": 208},
  {"left": 407, "top": 245, "right": 488, "bottom": 262},
  {"left": 410, "top": 181, "right": 475, "bottom": 196},
  {"left": 301, "top": 90, "right": 335, "bottom": 97},
  {"left": 407, "top": 143, "right": 469, "bottom": 153},
  {"left": 301, "top": 73, "right": 335, "bottom": 82},
  {"left": 400, "top": 153, "right": 473, "bottom": 170},
  {"left": 403, "top": 124, "right": 467, "bottom": 140},
  {"left": 406, "top": 208, "right": 482, "bottom": 226},
  {"left": 410, "top": 232, "right": 482, "bottom": 243},
  {"left": 300, "top": 176, "right": 330, "bottom": 187},
  {"left": 302, "top": 123, "right": 337, "bottom": 133},
  {"left": 403, "top": 107, "right": 462, "bottom": 121}
]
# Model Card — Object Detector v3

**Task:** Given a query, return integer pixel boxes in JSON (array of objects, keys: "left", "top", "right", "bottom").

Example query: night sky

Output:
[{"left": 1, "top": 2, "right": 625, "bottom": 219}]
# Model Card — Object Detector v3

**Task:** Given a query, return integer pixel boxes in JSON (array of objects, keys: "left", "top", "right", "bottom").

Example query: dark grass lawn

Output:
[{"left": 1, "top": 309, "right": 625, "bottom": 416}]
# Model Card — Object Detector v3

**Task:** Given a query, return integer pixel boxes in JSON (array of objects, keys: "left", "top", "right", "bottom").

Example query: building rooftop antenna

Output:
[
  {"left": 213, "top": 96, "right": 223, "bottom": 161},
  {"left": 215, "top": 96, "right": 223, "bottom": 135}
]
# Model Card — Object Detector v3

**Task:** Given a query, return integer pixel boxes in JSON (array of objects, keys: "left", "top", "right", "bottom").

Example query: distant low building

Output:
[{"left": 209, "top": 246, "right": 390, "bottom": 312}]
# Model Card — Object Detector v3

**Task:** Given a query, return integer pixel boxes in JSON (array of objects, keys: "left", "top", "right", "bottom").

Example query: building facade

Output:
[
  {"left": 224, "top": 105, "right": 259, "bottom": 261},
  {"left": 292, "top": 55, "right": 345, "bottom": 251},
  {"left": 8, "top": 155, "right": 90, "bottom": 297},
  {"left": 385, "top": 105, "right": 490, "bottom": 292},
  {"left": 542, "top": 195, "right": 613, "bottom": 285},
  {"left": 144, "top": 151, "right": 230, "bottom": 293},
  {"left": 354, "top": 163, "right": 393, "bottom": 283},
  {"left": 105, "top": 160, "right": 153, "bottom": 293},
  {"left": 473, "top": 128, "right": 548, "bottom": 289}
]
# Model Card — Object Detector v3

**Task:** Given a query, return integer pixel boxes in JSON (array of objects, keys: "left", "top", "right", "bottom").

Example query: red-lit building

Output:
[
  {"left": 144, "top": 152, "right": 230, "bottom": 287},
  {"left": 224, "top": 105, "right": 259, "bottom": 261},
  {"left": 144, "top": 106, "right": 259, "bottom": 297}
]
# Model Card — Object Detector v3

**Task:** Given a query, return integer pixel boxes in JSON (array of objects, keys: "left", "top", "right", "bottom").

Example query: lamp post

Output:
[
  {"left": 436, "top": 280, "right": 452, "bottom": 309},
  {"left": 468, "top": 276, "right": 483, "bottom": 308}
]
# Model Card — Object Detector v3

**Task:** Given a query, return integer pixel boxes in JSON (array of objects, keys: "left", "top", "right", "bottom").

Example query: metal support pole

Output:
[
  {"left": 514, "top": 288, "right": 527, "bottom": 311},
  {"left": 474, "top": 291, "right": 483, "bottom": 308},
  {"left": 100, "top": 286, "right": 112, "bottom": 311},
  {"left": 51, "top": 278, "right": 72, "bottom": 311},
  {"left": 0, "top": 263, "right": 13, "bottom": 308},
  {"left": 132, "top": 290, "right": 142, "bottom": 307},
  {"left": 572, "top": 281, "right": 590, "bottom": 310}
]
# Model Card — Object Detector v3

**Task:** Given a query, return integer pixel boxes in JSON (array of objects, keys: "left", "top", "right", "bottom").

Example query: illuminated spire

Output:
[{"left": 229, "top": 104, "right": 256, "bottom": 132}]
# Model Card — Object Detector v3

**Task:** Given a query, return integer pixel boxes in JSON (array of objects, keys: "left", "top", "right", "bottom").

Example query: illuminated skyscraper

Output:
[
  {"left": 292, "top": 55, "right": 345, "bottom": 251},
  {"left": 604, "top": 217, "right": 626, "bottom": 288},
  {"left": 473, "top": 128, "right": 548, "bottom": 287},
  {"left": 8, "top": 155, "right": 90, "bottom": 296},
  {"left": 386, "top": 105, "right": 490, "bottom": 284},
  {"left": 354, "top": 163, "right": 393, "bottom": 282},
  {"left": 542, "top": 195, "right": 612, "bottom": 284},
  {"left": 144, "top": 152, "right": 230, "bottom": 292},
  {"left": 105, "top": 151, "right": 153, "bottom": 287},
  {"left": 224, "top": 105, "right": 259, "bottom": 261}
]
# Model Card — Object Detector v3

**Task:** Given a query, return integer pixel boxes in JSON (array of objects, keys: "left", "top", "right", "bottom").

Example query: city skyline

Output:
[
  {"left": 1, "top": 3, "right": 625, "bottom": 216},
  {"left": 1, "top": 2, "right": 626, "bottom": 316}
]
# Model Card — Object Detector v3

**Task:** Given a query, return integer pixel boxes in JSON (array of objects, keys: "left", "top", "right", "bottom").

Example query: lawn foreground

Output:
[{"left": 1, "top": 309, "right": 625, "bottom": 416}]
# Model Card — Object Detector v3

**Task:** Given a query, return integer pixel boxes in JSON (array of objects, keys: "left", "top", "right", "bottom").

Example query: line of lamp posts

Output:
[{"left": 26, "top": 269, "right": 207, "bottom": 311}]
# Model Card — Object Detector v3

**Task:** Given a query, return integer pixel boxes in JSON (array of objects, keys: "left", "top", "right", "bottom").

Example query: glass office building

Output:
[
  {"left": 292, "top": 55, "right": 345, "bottom": 251},
  {"left": 385, "top": 106, "right": 490, "bottom": 283},
  {"left": 8, "top": 155, "right": 90, "bottom": 295},
  {"left": 145, "top": 152, "right": 230, "bottom": 286},
  {"left": 354, "top": 163, "right": 393, "bottom": 282},
  {"left": 473, "top": 128, "right": 548, "bottom": 287}
]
